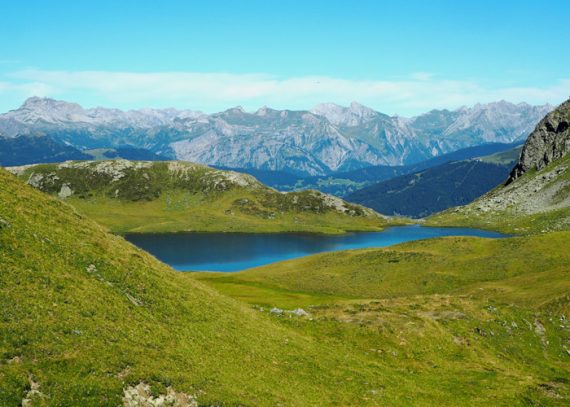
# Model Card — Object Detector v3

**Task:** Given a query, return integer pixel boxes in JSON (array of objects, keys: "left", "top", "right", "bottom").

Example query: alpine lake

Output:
[{"left": 125, "top": 225, "right": 507, "bottom": 272}]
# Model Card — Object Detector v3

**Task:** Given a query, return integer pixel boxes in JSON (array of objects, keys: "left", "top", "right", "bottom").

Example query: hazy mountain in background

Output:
[{"left": 0, "top": 97, "right": 551, "bottom": 175}]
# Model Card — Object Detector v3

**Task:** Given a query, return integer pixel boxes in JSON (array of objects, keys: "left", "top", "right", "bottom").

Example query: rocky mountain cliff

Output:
[
  {"left": 0, "top": 97, "right": 552, "bottom": 176},
  {"left": 507, "top": 99, "right": 570, "bottom": 183}
]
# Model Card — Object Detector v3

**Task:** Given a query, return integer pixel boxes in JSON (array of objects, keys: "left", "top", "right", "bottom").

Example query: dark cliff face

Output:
[{"left": 507, "top": 99, "right": 570, "bottom": 184}]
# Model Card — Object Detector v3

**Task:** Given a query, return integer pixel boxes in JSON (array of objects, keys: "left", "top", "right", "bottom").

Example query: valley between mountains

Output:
[{"left": 1, "top": 99, "right": 569, "bottom": 406}]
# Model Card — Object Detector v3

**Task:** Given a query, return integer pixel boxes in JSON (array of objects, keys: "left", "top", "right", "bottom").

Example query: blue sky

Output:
[{"left": 1, "top": 0, "right": 569, "bottom": 115}]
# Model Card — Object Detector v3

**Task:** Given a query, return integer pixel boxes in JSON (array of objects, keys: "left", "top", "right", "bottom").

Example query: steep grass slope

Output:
[{"left": 7, "top": 160, "right": 386, "bottom": 234}]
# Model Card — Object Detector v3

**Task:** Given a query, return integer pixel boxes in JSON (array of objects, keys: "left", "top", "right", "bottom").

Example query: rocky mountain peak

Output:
[
  {"left": 0, "top": 97, "right": 555, "bottom": 176},
  {"left": 226, "top": 106, "right": 245, "bottom": 114},
  {"left": 349, "top": 101, "right": 376, "bottom": 118},
  {"left": 20, "top": 96, "right": 83, "bottom": 113},
  {"left": 20, "top": 96, "right": 45, "bottom": 108},
  {"left": 254, "top": 106, "right": 280, "bottom": 117},
  {"left": 310, "top": 102, "right": 377, "bottom": 126},
  {"left": 255, "top": 106, "right": 269, "bottom": 116},
  {"left": 507, "top": 98, "right": 570, "bottom": 184}
]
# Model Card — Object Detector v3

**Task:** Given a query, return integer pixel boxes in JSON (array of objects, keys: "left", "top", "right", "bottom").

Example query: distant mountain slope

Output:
[
  {"left": 7, "top": 160, "right": 385, "bottom": 234},
  {"left": 267, "top": 142, "right": 522, "bottom": 196},
  {"left": 429, "top": 98, "right": 570, "bottom": 233},
  {"left": 0, "top": 135, "right": 90, "bottom": 166},
  {"left": 0, "top": 97, "right": 551, "bottom": 176},
  {"left": 346, "top": 158, "right": 516, "bottom": 218},
  {"left": 214, "top": 166, "right": 302, "bottom": 186},
  {"left": 311, "top": 101, "right": 546, "bottom": 164},
  {"left": 84, "top": 146, "right": 165, "bottom": 161}
]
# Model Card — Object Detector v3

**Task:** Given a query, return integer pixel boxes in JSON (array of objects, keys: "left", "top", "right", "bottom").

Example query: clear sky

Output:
[{"left": 1, "top": 0, "right": 569, "bottom": 115}]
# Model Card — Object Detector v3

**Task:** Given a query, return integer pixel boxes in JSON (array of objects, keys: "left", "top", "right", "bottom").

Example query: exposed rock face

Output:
[
  {"left": 507, "top": 99, "right": 570, "bottom": 184},
  {"left": 58, "top": 183, "right": 73, "bottom": 199}
]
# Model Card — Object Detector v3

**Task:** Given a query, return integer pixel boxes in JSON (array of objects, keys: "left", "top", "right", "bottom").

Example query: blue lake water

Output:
[{"left": 124, "top": 225, "right": 507, "bottom": 272}]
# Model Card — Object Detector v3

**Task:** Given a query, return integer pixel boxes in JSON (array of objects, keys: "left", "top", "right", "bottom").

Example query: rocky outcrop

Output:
[
  {"left": 22, "top": 377, "right": 44, "bottom": 406},
  {"left": 472, "top": 164, "right": 569, "bottom": 214},
  {"left": 122, "top": 382, "right": 198, "bottom": 407},
  {"left": 507, "top": 99, "right": 570, "bottom": 184}
]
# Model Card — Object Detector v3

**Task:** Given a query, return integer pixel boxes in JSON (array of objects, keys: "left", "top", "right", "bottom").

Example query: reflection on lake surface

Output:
[{"left": 124, "top": 225, "right": 507, "bottom": 272}]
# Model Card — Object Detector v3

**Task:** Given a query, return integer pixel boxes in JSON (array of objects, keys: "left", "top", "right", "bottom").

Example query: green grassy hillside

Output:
[
  {"left": 194, "top": 233, "right": 570, "bottom": 404},
  {"left": 3, "top": 160, "right": 569, "bottom": 405},
  {"left": 0, "top": 168, "right": 439, "bottom": 406},
  {"left": 8, "top": 160, "right": 388, "bottom": 234}
]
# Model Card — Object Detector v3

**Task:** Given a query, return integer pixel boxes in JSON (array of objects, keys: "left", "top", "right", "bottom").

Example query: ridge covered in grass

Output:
[{"left": 7, "top": 160, "right": 390, "bottom": 234}]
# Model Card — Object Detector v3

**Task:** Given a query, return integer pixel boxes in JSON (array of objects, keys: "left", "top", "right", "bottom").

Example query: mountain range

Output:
[{"left": 0, "top": 97, "right": 552, "bottom": 175}]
